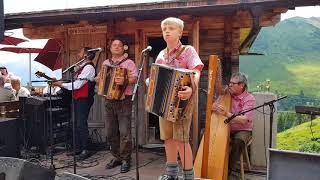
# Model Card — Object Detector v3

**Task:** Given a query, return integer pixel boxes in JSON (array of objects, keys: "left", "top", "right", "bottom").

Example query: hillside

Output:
[
  {"left": 277, "top": 118, "right": 320, "bottom": 153},
  {"left": 240, "top": 17, "right": 320, "bottom": 96}
]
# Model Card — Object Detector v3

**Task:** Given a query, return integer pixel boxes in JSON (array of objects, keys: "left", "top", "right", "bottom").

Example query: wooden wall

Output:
[{"left": 22, "top": 10, "right": 281, "bottom": 145}]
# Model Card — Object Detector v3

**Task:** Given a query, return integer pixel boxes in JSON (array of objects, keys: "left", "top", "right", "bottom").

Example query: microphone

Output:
[
  {"left": 142, "top": 46, "right": 152, "bottom": 53},
  {"left": 78, "top": 77, "right": 96, "bottom": 82},
  {"left": 87, "top": 48, "right": 103, "bottom": 52}
]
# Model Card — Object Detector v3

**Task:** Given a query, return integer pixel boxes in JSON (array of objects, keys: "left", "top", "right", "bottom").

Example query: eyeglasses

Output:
[{"left": 229, "top": 81, "right": 242, "bottom": 85}]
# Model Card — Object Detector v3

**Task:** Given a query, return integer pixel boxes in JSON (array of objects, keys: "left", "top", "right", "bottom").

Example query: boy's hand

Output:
[{"left": 178, "top": 86, "right": 192, "bottom": 100}]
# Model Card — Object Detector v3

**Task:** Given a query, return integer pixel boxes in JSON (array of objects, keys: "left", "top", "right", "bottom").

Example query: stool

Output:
[{"left": 239, "top": 136, "right": 253, "bottom": 180}]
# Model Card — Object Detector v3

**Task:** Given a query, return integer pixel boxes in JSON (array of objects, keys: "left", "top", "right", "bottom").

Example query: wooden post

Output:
[{"left": 191, "top": 19, "right": 200, "bottom": 156}]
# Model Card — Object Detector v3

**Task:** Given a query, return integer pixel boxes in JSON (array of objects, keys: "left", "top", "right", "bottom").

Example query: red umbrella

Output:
[
  {"left": 0, "top": 47, "right": 42, "bottom": 53},
  {"left": 0, "top": 47, "right": 42, "bottom": 88},
  {"left": 0, "top": 35, "right": 28, "bottom": 45},
  {"left": 34, "top": 39, "right": 63, "bottom": 71}
]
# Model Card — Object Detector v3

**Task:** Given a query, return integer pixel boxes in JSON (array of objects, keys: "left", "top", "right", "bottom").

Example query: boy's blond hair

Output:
[{"left": 161, "top": 17, "right": 184, "bottom": 31}]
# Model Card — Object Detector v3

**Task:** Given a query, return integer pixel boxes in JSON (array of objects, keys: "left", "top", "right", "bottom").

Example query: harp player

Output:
[{"left": 212, "top": 72, "right": 256, "bottom": 172}]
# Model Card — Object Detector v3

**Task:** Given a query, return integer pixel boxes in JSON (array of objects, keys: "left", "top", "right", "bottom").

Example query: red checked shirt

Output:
[
  {"left": 155, "top": 41, "right": 204, "bottom": 71},
  {"left": 230, "top": 91, "right": 256, "bottom": 133}
]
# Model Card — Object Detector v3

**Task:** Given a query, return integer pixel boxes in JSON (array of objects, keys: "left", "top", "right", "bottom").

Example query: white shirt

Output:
[
  {"left": 62, "top": 63, "right": 95, "bottom": 90},
  {"left": 16, "top": 87, "right": 31, "bottom": 100},
  {"left": 43, "top": 86, "right": 61, "bottom": 95}
]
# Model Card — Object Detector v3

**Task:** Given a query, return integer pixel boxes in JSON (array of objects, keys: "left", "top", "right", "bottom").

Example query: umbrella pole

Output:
[{"left": 29, "top": 52, "right": 32, "bottom": 89}]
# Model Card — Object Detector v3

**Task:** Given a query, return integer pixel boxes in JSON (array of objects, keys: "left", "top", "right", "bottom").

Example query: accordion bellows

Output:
[
  {"left": 97, "top": 65, "right": 127, "bottom": 100},
  {"left": 145, "top": 63, "right": 194, "bottom": 122}
]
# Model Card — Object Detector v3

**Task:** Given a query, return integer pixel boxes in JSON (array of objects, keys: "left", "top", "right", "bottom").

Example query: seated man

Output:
[
  {"left": 213, "top": 72, "right": 256, "bottom": 171},
  {"left": 0, "top": 76, "right": 15, "bottom": 103},
  {"left": 10, "top": 76, "right": 30, "bottom": 100}
]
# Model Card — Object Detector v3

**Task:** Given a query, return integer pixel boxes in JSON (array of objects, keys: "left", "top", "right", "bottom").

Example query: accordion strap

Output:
[
  {"left": 176, "top": 45, "right": 186, "bottom": 59},
  {"left": 110, "top": 57, "right": 128, "bottom": 66}
]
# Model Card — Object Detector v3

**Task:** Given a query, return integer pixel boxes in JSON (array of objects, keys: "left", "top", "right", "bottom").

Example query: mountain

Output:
[{"left": 240, "top": 17, "right": 320, "bottom": 96}]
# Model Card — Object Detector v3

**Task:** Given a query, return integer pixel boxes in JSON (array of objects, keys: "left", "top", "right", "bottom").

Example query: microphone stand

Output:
[
  {"left": 31, "top": 79, "right": 57, "bottom": 171},
  {"left": 48, "top": 82, "right": 55, "bottom": 170},
  {"left": 63, "top": 59, "right": 85, "bottom": 174},
  {"left": 131, "top": 51, "right": 149, "bottom": 180},
  {"left": 224, "top": 96, "right": 287, "bottom": 148}
]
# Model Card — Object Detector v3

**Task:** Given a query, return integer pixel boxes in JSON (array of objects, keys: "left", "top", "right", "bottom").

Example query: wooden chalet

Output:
[{"left": 4, "top": 0, "right": 320, "bottom": 150}]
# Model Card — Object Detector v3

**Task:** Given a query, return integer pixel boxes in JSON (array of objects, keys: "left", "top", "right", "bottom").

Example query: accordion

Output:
[
  {"left": 97, "top": 65, "right": 127, "bottom": 100},
  {"left": 145, "top": 63, "right": 194, "bottom": 122}
]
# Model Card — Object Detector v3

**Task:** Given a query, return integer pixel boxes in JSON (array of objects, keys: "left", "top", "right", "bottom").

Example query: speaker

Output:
[
  {"left": 0, "top": 0, "right": 4, "bottom": 41},
  {"left": 0, "top": 118, "right": 19, "bottom": 157},
  {"left": 268, "top": 149, "right": 320, "bottom": 180},
  {"left": 0, "top": 157, "right": 56, "bottom": 180}
]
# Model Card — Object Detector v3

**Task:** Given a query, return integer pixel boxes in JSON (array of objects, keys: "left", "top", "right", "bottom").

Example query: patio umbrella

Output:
[
  {"left": 34, "top": 39, "right": 63, "bottom": 71},
  {"left": 0, "top": 35, "right": 28, "bottom": 45},
  {"left": 0, "top": 47, "right": 42, "bottom": 88}
]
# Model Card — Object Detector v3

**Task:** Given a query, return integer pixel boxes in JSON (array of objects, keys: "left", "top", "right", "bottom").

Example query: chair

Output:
[
  {"left": 59, "top": 172, "right": 91, "bottom": 180},
  {"left": 239, "top": 136, "right": 253, "bottom": 180}
]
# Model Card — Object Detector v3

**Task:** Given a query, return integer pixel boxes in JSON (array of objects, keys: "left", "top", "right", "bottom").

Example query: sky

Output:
[{"left": 1, "top": 1, "right": 320, "bottom": 86}]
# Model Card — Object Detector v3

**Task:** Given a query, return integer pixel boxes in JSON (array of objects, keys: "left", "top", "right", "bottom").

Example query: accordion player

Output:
[
  {"left": 145, "top": 63, "right": 195, "bottom": 122},
  {"left": 97, "top": 64, "right": 128, "bottom": 100}
]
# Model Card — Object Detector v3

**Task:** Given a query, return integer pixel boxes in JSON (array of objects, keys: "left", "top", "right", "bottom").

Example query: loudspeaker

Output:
[
  {"left": 268, "top": 149, "right": 320, "bottom": 180},
  {"left": 0, "top": 118, "right": 19, "bottom": 157},
  {"left": 0, "top": 157, "right": 56, "bottom": 180}
]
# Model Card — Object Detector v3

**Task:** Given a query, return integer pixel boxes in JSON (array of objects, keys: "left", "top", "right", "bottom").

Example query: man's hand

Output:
[
  {"left": 115, "top": 76, "right": 125, "bottom": 85},
  {"left": 212, "top": 103, "right": 234, "bottom": 119},
  {"left": 212, "top": 104, "right": 228, "bottom": 117},
  {"left": 178, "top": 86, "right": 192, "bottom": 100},
  {"left": 51, "top": 81, "right": 63, "bottom": 87}
]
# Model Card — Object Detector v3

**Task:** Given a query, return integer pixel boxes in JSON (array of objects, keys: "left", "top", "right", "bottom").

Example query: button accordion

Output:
[
  {"left": 145, "top": 63, "right": 194, "bottom": 122},
  {"left": 97, "top": 65, "right": 127, "bottom": 100}
]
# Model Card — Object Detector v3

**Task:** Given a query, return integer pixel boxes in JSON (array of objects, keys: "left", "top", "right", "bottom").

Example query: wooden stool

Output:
[{"left": 239, "top": 136, "right": 253, "bottom": 180}]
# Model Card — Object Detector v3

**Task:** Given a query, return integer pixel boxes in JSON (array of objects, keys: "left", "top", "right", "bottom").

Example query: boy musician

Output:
[{"left": 154, "top": 17, "right": 204, "bottom": 180}]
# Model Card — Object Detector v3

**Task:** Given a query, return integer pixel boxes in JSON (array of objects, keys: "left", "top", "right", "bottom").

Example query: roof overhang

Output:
[{"left": 5, "top": 0, "right": 320, "bottom": 30}]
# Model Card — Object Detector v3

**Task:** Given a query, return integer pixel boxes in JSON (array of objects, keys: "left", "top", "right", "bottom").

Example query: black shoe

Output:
[
  {"left": 120, "top": 160, "right": 130, "bottom": 173},
  {"left": 105, "top": 159, "right": 122, "bottom": 169},
  {"left": 66, "top": 150, "right": 81, "bottom": 156},
  {"left": 76, "top": 150, "right": 90, "bottom": 160},
  {"left": 158, "top": 175, "right": 178, "bottom": 180}
]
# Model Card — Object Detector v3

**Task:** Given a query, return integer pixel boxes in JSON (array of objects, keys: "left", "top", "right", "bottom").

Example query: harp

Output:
[{"left": 194, "top": 55, "right": 231, "bottom": 180}]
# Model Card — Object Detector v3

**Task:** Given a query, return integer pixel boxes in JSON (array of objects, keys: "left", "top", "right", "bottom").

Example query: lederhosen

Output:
[{"left": 104, "top": 58, "right": 132, "bottom": 161}]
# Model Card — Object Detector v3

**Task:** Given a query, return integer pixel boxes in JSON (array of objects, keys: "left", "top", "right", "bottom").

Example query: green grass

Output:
[
  {"left": 277, "top": 118, "right": 320, "bottom": 153},
  {"left": 285, "top": 64, "right": 320, "bottom": 96}
]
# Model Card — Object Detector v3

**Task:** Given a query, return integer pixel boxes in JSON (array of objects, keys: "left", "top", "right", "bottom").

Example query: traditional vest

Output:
[{"left": 74, "top": 62, "right": 96, "bottom": 100}]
